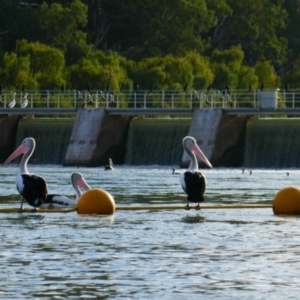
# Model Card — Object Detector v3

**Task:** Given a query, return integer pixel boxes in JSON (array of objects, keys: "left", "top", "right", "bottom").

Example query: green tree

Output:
[
  {"left": 0, "top": 53, "right": 36, "bottom": 89},
  {"left": 124, "top": 57, "right": 166, "bottom": 90},
  {"left": 282, "top": 0, "right": 300, "bottom": 76},
  {"left": 139, "top": 55, "right": 194, "bottom": 90},
  {"left": 254, "top": 60, "right": 280, "bottom": 88},
  {"left": 237, "top": 65, "right": 258, "bottom": 90},
  {"left": 87, "top": 0, "right": 216, "bottom": 59},
  {"left": 207, "top": 0, "right": 287, "bottom": 67},
  {"left": 210, "top": 45, "right": 244, "bottom": 89},
  {"left": 38, "top": 0, "right": 89, "bottom": 65},
  {"left": 0, "top": 0, "right": 295, "bottom": 91},
  {"left": 0, "top": 0, "right": 42, "bottom": 52},
  {"left": 185, "top": 52, "right": 214, "bottom": 90},
  {"left": 16, "top": 40, "right": 66, "bottom": 89},
  {"left": 67, "top": 50, "right": 132, "bottom": 90},
  {"left": 282, "top": 56, "right": 300, "bottom": 88}
]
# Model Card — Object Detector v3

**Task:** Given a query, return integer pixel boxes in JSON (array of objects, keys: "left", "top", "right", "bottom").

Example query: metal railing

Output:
[{"left": 0, "top": 88, "right": 299, "bottom": 111}]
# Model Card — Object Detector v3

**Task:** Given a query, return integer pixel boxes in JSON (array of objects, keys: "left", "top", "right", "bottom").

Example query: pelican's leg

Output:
[
  {"left": 20, "top": 198, "right": 24, "bottom": 211},
  {"left": 185, "top": 200, "right": 190, "bottom": 210},
  {"left": 195, "top": 203, "right": 200, "bottom": 210}
]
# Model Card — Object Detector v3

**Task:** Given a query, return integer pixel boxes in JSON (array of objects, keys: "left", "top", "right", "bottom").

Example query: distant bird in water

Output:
[
  {"left": 180, "top": 136, "right": 213, "bottom": 209},
  {"left": 249, "top": 170, "right": 252, "bottom": 175},
  {"left": 8, "top": 92, "right": 16, "bottom": 108},
  {"left": 172, "top": 168, "right": 180, "bottom": 175},
  {"left": 287, "top": 172, "right": 289, "bottom": 176},
  {"left": 105, "top": 158, "right": 114, "bottom": 170},
  {"left": 242, "top": 169, "right": 244, "bottom": 174},
  {"left": 20, "top": 93, "right": 28, "bottom": 108}
]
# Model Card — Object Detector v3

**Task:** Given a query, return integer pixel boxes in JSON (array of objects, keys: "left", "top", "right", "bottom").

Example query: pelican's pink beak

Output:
[
  {"left": 190, "top": 143, "right": 213, "bottom": 168},
  {"left": 76, "top": 178, "right": 90, "bottom": 191},
  {"left": 3, "top": 143, "right": 29, "bottom": 165}
]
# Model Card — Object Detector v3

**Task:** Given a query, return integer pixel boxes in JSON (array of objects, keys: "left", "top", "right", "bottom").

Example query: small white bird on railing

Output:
[
  {"left": 8, "top": 92, "right": 16, "bottom": 108},
  {"left": 21, "top": 93, "right": 28, "bottom": 108}
]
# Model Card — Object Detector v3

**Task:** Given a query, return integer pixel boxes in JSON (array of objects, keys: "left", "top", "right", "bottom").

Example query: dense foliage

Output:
[{"left": 0, "top": 0, "right": 298, "bottom": 91}]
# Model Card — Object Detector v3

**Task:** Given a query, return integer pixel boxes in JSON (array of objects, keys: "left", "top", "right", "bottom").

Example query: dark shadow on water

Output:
[
  {"left": 181, "top": 214, "right": 206, "bottom": 223},
  {"left": 15, "top": 214, "right": 45, "bottom": 227}
]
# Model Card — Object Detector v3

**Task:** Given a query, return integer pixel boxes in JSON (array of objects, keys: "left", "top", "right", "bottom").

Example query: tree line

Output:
[{"left": 0, "top": 0, "right": 299, "bottom": 91}]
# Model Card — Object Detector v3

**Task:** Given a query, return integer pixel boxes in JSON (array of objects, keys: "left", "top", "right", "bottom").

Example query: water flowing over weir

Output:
[
  {"left": 15, "top": 118, "right": 74, "bottom": 164},
  {"left": 244, "top": 119, "right": 300, "bottom": 168},
  {"left": 125, "top": 119, "right": 190, "bottom": 165}
]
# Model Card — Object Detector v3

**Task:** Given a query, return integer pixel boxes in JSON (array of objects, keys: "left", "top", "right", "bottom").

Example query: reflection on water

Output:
[{"left": 0, "top": 165, "right": 300, "bottom": 298}]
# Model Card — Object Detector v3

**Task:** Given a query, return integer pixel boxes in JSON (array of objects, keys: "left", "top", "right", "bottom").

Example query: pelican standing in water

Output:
[
  {"left": 41, "top": 172, "right": 90, "bottom": 208},
  {"left": 180, "top": 136, "right": 213, "bottom": 209},
  {"left": 3, "top": 137, "right": 48, "bottom": 209}
]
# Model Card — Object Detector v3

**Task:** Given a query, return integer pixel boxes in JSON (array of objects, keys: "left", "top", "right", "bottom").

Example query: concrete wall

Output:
[
  {"left": 213, "top": 113, "right": 247, "bottom": 167},
  {"left": 0, "top": 115, "right": 20, "bottom": 162},
  {"left": 181, "top": 109, "right": 247, "bottom": 168},
  {"left": 64, "top": 109, "right": 132, "bottom": 166},
  {"left": 0, "top": 109, "right": 247, "bottom": 167}
]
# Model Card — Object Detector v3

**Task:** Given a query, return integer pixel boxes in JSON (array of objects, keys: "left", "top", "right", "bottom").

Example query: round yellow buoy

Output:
[
  {"left": 273, "top": 186, "right": 300, "bottom": 215},
  {"left": 77, "top": 188, "right": 115, "bottom": 215}
]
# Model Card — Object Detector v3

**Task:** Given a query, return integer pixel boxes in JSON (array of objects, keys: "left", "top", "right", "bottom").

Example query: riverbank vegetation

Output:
[{"left": 0, "top": 0, "right": 298, "bottom": 91}]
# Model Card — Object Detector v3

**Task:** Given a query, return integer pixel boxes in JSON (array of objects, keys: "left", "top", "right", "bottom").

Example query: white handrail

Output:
[{"left": 0, "top": 89, "right": 296, "bottom": 110}]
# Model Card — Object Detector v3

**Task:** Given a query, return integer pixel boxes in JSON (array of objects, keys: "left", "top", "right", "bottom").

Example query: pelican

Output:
[
  {"left": 180, "top": 136, "right": 212, "bottom": 209},
  {"left": 3, "top": 137, "right": 48, "bottom": 210},
  {"left": 20, "top": 93, "right": 28, "bottom": 108},
  {"left": 41, "top": 172, "right": 90, "bottom": 208},
  {"left": 104, "top": 158, "right": 114, "bottom": 170},
  {"left": 8, "top": 92, "right": 16, "bottom": 108}
]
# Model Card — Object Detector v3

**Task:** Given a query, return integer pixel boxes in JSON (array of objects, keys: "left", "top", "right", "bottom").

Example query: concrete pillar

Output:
[
  {"left": 64, "top": 109, "right": 132, "bottom": 166},
  {"left": 181, "top": 109, "right": 247, "bottom": 168}
]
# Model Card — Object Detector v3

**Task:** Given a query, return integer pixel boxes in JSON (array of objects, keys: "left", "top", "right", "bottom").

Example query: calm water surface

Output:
[{"left": 0, "top": 165, "right": 300, "bottom": 299}]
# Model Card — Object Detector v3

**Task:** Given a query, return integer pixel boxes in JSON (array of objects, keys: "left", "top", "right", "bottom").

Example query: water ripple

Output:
[{"left": 0, "top": 167, "right": 299, "bottom": 298}]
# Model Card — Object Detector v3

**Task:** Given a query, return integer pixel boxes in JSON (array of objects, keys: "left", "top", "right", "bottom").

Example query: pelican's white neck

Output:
[
  {"left": 20, "top": 158, "right": 29, "bottom": 174},
  {"left": 20, "top": 147, "right": 34, "bottom": 174},
  {"left": 188, "top": 151, "right": 198, "bottom": 171},
  {"left": 73, "top": 183, "right": 82, "bottom": 200}
]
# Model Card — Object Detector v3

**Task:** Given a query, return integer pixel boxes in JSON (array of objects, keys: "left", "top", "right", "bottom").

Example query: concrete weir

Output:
[
  {"left": 181, "top": 109, "right": 247, "bottom": 168},
  {"left": 0, "top": 115, "right": 20, "bottom": 162},
  {"left": 64, "top": 109, "right": 132, "bottom": 166}
]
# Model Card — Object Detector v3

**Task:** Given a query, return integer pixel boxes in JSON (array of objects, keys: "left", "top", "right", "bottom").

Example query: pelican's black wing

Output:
[
  {"left": 184, "top": 171, "right": 206, "bottom": 203},
  {"left": 21, "top": 174, "right": 48, "bottom": 207}
]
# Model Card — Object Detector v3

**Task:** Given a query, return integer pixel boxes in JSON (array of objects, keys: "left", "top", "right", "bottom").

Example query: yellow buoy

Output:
[
  {"left": 77, "top": 188, "right": 115, "bottom": 215},
  {"left": 272, "top": 186, "right": 300, "bottom": 215}
]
